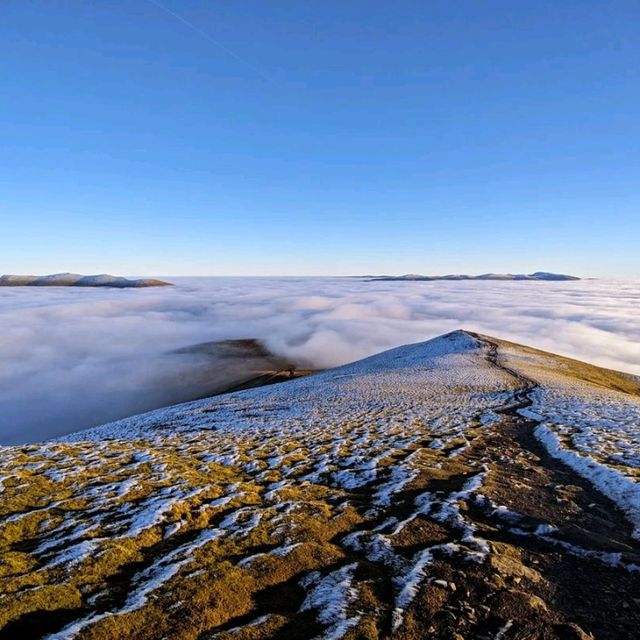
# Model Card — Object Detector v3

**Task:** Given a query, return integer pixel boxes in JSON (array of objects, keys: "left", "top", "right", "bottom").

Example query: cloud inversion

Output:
[{"left": 1, "top": 277, "right": 639, "bottom": 443}]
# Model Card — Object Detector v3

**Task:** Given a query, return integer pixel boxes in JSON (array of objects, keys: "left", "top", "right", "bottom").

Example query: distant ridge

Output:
[
  {"left": 0, "top": 273, "right": 172, "bottom": 288},
  {"left": 365, "top": 271, "right": 580, "bottom": 281}
]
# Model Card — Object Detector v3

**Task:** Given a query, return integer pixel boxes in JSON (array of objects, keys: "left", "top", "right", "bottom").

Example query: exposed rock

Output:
[{"left": 489, "top": 542, "right": 544, "bottom": 583}]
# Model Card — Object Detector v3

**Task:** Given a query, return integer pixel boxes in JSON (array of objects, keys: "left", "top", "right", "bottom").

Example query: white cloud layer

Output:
[{"left": 1, "top": 277, "right": 639, "bottom": 444}]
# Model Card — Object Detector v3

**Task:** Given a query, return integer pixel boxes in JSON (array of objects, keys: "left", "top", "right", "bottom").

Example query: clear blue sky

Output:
[{"left": 1, "top": 1, "right": 639, "bottom": 276}]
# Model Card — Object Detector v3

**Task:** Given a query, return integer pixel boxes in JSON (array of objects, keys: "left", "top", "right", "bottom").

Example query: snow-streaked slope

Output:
[
  {"left": 1, "top": 331, "right": 639, "bottom": 640},
  {"left": 496, "top": 340, "right": 640, "bottom": 539},
  {"left": 60, "top": 330, "right": 514, "bottom": 442}
]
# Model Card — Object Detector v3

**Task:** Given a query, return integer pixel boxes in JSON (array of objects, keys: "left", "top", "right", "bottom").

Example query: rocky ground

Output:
[{"left": 0, "top": 331, "right": 638, "bottom": 640}]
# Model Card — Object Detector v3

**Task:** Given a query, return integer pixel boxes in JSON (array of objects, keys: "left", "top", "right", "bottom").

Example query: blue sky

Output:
[{"left": 1, "top": 1, "right": 639, "bottom": 276}]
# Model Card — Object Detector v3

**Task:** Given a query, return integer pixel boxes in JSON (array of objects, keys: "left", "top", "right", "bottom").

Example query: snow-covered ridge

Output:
[
  {"left": 49, "top": 330, "right": 640, "bottom": 547},
  {"left": 58, "top": 330, "right": 510, "bottom": 442},
  {"left": 57, "top": 329, "right": 640, "bottom": 541}
]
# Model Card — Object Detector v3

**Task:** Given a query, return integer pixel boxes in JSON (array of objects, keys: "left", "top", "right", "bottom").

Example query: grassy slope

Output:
[{"left": 1, "top": 332, "right": 639, "bottom": 640}]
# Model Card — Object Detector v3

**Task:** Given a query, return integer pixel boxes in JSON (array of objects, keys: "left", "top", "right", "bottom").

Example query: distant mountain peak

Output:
[
  {"left": 364, "top": 272, "right": 580, "bottom": 282},
  {"left": 0, "top": 273, "right": 173, "bottom": 288}
]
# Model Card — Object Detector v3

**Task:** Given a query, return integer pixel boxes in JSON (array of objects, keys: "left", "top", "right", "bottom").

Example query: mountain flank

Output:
[
  {"left": 0, "top": 331, "right": 638, "bottom": 640},
  {"left": 170, "top": 338, "right": 317, "bottom": 399}
]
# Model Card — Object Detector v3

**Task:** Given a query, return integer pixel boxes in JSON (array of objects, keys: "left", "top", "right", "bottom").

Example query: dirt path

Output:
[{"left": 388, "top": 336, "right": 640, "bottom": 639}]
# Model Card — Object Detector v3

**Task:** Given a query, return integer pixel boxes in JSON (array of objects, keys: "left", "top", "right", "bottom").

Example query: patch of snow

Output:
[
  {"left": 300, "top": 563, "right": 361, "bottom": 640},
  {"left": 534, "top": 422, "right": 640, "bottom": 539}
]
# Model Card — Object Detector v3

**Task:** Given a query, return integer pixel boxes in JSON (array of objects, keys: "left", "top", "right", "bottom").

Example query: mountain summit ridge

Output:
[
  {"left": 366, "top": 271, "right": 580, "bottom": 281},
  {"left": 1, "top": 330, "right": 639, "bottom": 639},
  {"left": 0, "top": 273, "right": 172, "bottom": 287}
]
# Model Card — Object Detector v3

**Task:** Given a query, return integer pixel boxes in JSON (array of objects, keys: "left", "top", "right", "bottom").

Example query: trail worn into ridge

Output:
[{"left": 0, "top": 331, "right": 639, "bottom": 640}]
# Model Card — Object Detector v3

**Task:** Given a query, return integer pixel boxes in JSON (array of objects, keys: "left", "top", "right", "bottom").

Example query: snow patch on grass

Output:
[
  {"left": 534, "top": 422, "right": 640, "bottom": 539},
  {"left": 300, "top": 563, "right": 361, "bottom": 639}
]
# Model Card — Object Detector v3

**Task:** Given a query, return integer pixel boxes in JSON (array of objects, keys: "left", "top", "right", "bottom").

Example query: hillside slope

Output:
[{"left": 1, "top": 331, "right": 639, "bottom": 640}]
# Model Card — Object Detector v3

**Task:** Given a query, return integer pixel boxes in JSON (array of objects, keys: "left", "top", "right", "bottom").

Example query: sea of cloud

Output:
[{"left": 1, "top": 276, "right": 639, "bottom": 444}]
